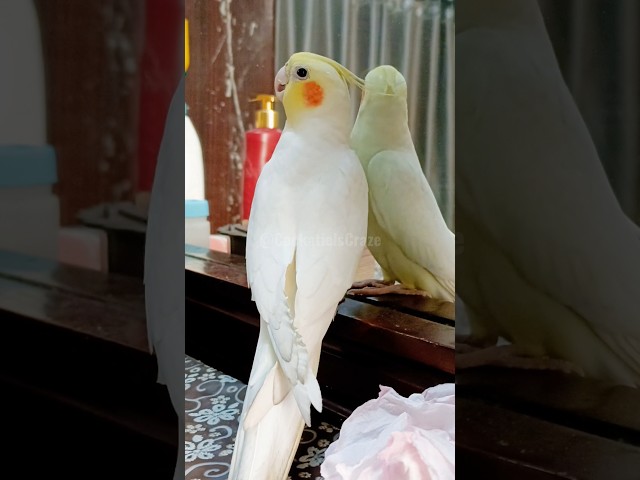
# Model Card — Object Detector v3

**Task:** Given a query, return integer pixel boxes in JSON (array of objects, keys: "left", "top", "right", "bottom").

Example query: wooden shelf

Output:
[
  {"left": 457, "top": 367, "right": 640, "bottom": 478},
  {"left": 185, "top": 245, "right": 454, "bottom": 415},
  {"left": 0, "top": 250, "right": 178, "bottom": 475}
]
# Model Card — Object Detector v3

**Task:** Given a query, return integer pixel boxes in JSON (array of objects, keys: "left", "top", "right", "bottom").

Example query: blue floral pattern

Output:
[
  {"left": 189, "top": 402, "right": 241, "bottom": 426},
  {"left": 185, "top": 435, "right": 222, "bottom": 462},
  {"left": 185, "top": 356, "right": 341, "bottom": 479}
]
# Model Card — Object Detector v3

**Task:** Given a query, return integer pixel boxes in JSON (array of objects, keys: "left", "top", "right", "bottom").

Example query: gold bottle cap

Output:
[
  {"left": 185, "top": 19, "right": 190, "bottom": 72},
  {"left": 251, "top": 94, "right": 278, "bottom": 129}
]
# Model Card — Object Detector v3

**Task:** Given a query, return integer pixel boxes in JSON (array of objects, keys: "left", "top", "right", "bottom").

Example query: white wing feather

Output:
[
  {"left": 244, "top": 133, "right": 368, "bottom": 426},
  {"left": 231, "top": 131, "right": 367, "bottom": 480},
  {"left": 367, "top": 150, "right": 455, "bottom": 292}
]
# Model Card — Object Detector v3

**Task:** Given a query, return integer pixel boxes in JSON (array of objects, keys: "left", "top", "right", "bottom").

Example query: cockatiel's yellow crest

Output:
[
  {"left": 274, "top": 52, "right": 364, "bottom": 124},
  {"left": 229, "top": 53, "right": 368, "bottom": 480}
]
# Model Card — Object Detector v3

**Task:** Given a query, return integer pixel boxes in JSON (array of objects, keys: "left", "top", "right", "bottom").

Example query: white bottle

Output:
[
  {"left": 185, "top": 104, "right": 205, "bottom": 200},
  {"left": 0, "top": 1, "right": 60, "bottom": 261},
  {"left": 184, "top": 19, "right": 209, "bottom": 249},
  {"left": 0, "top": 146, "right": 60, "bottom": 260}
]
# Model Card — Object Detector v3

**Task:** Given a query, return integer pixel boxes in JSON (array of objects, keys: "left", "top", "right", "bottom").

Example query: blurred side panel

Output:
[{"left": 456, "top": 0, "right": 640, "bottom": 478}]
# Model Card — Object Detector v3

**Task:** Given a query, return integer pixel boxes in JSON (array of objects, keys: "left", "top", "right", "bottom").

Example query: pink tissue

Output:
[{"left": 320, "top": 384, "right": 455, "bottom": 480}]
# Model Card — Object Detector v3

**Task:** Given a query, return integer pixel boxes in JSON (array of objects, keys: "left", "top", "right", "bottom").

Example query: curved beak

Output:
[{"left": 274, "top": 65, "right": 287, "bottom": 102}]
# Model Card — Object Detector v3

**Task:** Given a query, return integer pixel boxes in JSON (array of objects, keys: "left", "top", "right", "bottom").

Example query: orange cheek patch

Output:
[{"left": 303, "top": 81, "right": 324, "bottom": 107}]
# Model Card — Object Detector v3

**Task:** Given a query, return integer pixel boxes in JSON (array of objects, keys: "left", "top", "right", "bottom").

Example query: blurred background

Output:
[
  {"left": 0, "top": 0, "right": 182, "bottom": 477},
  {"left": 455, "top": 1, "right": 640, "bottom": 477},
  {"left": 540, "top": 0, "right": 639, "bottom": 224}
]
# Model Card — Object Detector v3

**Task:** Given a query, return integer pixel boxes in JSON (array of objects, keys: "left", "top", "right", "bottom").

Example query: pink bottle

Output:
[{"left": 243, "top": 95, "right": 281, "bottom": 221}]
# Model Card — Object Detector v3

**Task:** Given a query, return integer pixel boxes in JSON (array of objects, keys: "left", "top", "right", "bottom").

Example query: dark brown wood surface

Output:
[
  {"left": 0, "top": 250, "right": 177, "bottom": 476},
  {"left": 459, "top": 367, "right": 640, "bottom": 441},
  {"left": 457, "top": 396, "right": 640, "bottom": 480},
  {"left": 351, "top": 293, "right": 455, "bottom": 324},
  {"left": 457, "top": 367, "right": 640, "bottom": 478},
  {"left": 185, "top": 246, "right": 249, "bottom": 287},
  {"left": 185, "top": 245, "right": 454, "bottom": 415},
  {"left": 185, "top": 0, "right": 277, "bottom": 230},
  {"left": 184, "top": 246, "right": 640, "bottom": 477},
  {"left": 185, "top": 245, "right": 454, "bottom": 372},
  {"left": 0, "top": 250, "right": 148, "bottom": 352}
]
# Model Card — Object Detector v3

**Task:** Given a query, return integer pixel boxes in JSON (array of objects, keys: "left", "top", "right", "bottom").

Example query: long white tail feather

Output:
[
  {"left": 272, "top": 363, "right": 290, "bottom": 404},
  {"left": 243, "top": 327, "right": 278, "bottom": 410},
  {"left": 293, "top": 384, "right": 312, "bottom": 427},
  {"left": 229, "top": 388, "right": 305, "bottom": 480},
  {"left": 305, "top": 369, "right": 323, "bottom": 413},
  {"left": 244, "top": 363, "right": 280, "bottom": 430},
  {"left": 229, "top": 310, "right": 333, "bottom": 479}
]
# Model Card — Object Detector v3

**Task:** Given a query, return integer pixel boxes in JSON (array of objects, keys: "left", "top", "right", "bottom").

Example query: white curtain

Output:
[{"left": 275, "top": 0, "right": 455, "bottom": 228}]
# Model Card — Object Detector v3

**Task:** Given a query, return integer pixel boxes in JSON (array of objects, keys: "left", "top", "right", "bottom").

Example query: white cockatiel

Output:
[
  {"left": 228, "top": 52, "right": 368, "bottom": 480},
  {"left": 349, "top": 65, "right": 455, "bottom": 302},
  {"left": 456, "top": 0, "right": 640, "bottom": 386}
]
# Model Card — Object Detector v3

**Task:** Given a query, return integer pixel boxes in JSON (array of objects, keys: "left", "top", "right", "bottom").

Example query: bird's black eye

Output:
[{"left": 296, "top": 67, "right": 308, "bottom": 79}]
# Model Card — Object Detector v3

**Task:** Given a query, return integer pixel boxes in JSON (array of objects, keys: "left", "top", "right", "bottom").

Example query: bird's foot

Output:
[
  {"left": 456, "top": 344, "right": 583, "bottom": 376},
  {"left": 348, "top": 280, "right": 429, "bottom": 297},
  {"left": 350, "top": 278, "right": 394, "bottom": 289}
]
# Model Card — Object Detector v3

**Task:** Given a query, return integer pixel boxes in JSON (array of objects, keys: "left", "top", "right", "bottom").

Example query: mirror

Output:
[{"left": 274, "top": 0, "right": 455, "bottom": 227}]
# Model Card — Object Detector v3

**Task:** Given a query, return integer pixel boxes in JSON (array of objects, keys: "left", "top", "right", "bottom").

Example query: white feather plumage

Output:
[{"left": 229, "top": 54, "right": 368, "bottom": 479}]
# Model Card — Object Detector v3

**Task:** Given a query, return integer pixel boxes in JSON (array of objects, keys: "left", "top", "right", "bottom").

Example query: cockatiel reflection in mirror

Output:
[
  {"left": 228, "top": 52, "right": 368, "bottom": 480},
  {"left": 456, "top": 0, "right": 640, "bottom": 387},
  {"left": 349, "top": 65, "right": 455, "bottom": 302}
]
